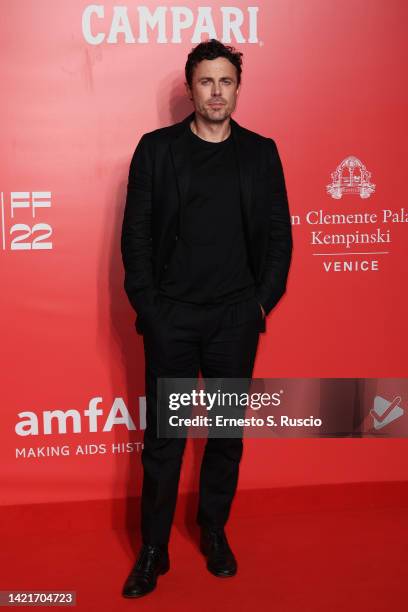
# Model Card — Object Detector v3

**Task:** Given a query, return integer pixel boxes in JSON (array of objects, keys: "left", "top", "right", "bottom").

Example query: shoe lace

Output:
[
  {"left": 206, "top": 529, "right": 230, "bottom": 554},
  {"left": 133, "top": 545, "right": 165, "bottom": 577}
]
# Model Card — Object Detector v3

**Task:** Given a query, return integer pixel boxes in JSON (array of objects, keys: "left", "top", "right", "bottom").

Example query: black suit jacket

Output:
[{"left": 121, "top": 110, "right": 292, "bottom": 335}]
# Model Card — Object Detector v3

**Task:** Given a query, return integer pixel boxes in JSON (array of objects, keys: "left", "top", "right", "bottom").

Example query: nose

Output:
[{"left": 211, "top": 82, "right": 222, "bottom": 96}]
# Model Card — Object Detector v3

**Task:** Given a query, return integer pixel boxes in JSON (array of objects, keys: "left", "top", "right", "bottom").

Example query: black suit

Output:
[
  {"left": 121, "top": 111, "right": 292, "bottom": 547},
  {"left": 121, "top": 110, "right": 292, "bottom": 336}
]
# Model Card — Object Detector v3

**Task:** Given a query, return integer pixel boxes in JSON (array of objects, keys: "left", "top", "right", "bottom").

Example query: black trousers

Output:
[{"left": 140, "top": 294, "right": 262, "bottom": 547}]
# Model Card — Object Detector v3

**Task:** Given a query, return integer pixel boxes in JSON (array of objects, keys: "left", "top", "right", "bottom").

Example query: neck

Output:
[{"left": 190, "top": 114, "right": 231, "bottom": 143}]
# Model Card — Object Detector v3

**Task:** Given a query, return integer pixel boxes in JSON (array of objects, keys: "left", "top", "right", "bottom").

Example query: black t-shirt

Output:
[{"left": 159, "top": 125, "right": 255, "bottom": 305}]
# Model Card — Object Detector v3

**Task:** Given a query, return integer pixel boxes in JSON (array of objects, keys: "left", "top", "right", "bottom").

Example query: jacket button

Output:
[
  {"left": 163, "top": 264, "right": 168, "bottom": 270},
  {"left": 175, "top": 234, "right": 178, "bottom": 240}
]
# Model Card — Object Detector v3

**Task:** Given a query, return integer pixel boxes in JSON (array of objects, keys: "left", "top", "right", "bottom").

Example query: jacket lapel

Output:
[
  {"left": 230, "top": 116, "right": 254, "bottom": 234},
  {"left": 169, "top": 111, "right": 195, "bottom": 215}
]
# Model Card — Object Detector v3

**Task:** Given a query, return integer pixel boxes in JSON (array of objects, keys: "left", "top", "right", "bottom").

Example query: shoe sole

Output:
[{"left": 207, "top": 567, "right": 237, "bottom": 578}]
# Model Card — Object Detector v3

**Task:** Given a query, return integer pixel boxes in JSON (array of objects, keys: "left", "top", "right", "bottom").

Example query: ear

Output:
[{"left": 185, "top": 81, "right": 193, "bottom": 101}]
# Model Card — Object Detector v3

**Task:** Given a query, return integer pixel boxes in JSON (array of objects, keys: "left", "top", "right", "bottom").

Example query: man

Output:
[{"left": 120, "top": 38, "right": 292, "bottom": 598}]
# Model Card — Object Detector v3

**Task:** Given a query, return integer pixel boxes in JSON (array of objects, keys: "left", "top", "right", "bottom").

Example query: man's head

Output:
[{"left": 185, "top": 39, "right": 243, "bottom": 123}]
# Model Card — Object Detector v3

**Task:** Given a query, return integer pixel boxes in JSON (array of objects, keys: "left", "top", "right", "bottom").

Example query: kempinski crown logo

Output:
[{"left": 326, "top": 156, "right": 375, "bottom": 199}]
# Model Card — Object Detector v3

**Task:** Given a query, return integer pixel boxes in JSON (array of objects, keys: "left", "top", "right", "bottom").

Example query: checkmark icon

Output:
[{"left": 371, "top": 395, "right": 404, "bottom": 430}]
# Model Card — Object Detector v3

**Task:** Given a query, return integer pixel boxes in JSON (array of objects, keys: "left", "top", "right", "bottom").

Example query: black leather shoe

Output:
[
  {"left": 200, "top": 526, "right": 237, "bottom": 577},
  {"left": 122, "top": 544, "right": 170, "bottom": 598}
]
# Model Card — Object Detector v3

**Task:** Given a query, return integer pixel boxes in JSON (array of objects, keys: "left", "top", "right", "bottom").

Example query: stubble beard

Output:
[{"left": 196, "top": 101, "right": 234, "bottom": 124}]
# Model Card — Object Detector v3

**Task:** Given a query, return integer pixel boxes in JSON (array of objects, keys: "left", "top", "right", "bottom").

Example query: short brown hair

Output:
[{"left": 185, "top": 38, "right": 243, "bottom": 88}]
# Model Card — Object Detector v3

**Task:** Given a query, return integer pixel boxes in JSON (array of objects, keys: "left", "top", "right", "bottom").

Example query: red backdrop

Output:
[{"left": 1, "top": 0, "right": 407, "bottom": 505}]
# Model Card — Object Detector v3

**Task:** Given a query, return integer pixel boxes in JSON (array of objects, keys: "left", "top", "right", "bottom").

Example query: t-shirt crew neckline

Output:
[{"left": 188, "top": 125, "right": 232, "bottom": 146}]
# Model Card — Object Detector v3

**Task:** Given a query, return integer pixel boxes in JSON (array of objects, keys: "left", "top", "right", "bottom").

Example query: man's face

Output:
[{"left": 186, "top": 57, "right": 240, "bottom": 123}]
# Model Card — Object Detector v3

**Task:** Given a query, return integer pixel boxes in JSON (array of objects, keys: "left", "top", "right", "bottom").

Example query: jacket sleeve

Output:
[
  {"left": 120, "top": 134, "right": 158, "bottom": 316},
  {"left": 255, "top": 138, "right": 293, "bottom": 316}
]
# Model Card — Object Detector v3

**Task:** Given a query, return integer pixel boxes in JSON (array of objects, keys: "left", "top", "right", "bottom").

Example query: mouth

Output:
[{"left": 208, "top": 102, "right": 224, "bottom": 108}]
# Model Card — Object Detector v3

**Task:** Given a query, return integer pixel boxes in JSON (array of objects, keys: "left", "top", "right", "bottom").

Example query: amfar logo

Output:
[
  {"left": 82, "top": 4, "right": 259, "bottom": 45},
  {"left": 370, "top": 395, "right": 404, "bottom": 430},
  {"left": 326, "top": 156, "right": 375, "bottom": 200},
  {"left": 15, "top": 397, "right": 146, "bottom": 436}
]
